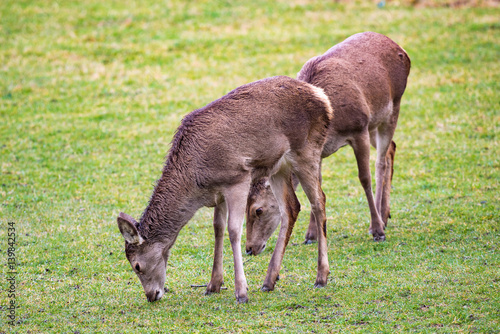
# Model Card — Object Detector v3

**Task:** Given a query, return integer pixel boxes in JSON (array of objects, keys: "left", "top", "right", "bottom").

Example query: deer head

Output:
[
  {"left": 245, "top": 178, "right": 281, "bottom": 256},
  {"left": 117, "top": 212, "right": 168, "bottom": 302}
]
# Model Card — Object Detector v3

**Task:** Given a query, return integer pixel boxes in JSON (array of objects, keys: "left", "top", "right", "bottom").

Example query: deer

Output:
[
  {"left": 117, "top": 75, "right": 333, "bottom": 303},
  {"left": 246, "top": 32, "right": 411, "bottom": 258}
]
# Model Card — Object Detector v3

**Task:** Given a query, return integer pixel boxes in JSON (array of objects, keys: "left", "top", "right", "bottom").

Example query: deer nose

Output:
[
  {"left": 246, "top": 243, "right": 266, "bottom": 256},
  {"left": 146, "top": 289, "right": 163, "bottom": 302}
]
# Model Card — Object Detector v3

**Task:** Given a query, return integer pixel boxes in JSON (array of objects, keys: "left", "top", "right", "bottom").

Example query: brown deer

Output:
[
  {"left": 246, "top": 32, "right": 411, "bottom": 257},
  {"left": 117, "top": 76, "right": 333, "bottom": 303}
]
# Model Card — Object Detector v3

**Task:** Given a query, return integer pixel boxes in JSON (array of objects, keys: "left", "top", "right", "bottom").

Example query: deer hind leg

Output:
[
  {"left": 224, "top": 181, "right": 251, "bottom": 303},
  {"left": 352, "top": 131, "right": 385, "bottom": 241},
  {"left": 206, "top": 202, "right": 227, "bottom": 295},
  {"left": 380, "top": 141, "right": 396, "bottom": 226},
  {"left": 291, "top": 152, "right": 329, "bottom": 288},
  {"left": 372, "top": 124, "right": 397, "bottom": 232},
  {"left": 262, "top": 168, "right": 300, "bottom": 292},
  {"left": 304, "top": 162, "right": 322, "bottom": 244}
]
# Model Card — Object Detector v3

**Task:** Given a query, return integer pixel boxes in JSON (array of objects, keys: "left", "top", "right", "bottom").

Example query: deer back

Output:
[
  {"left": 298, "top": 31, "right": 411, "bottom": 136},
  {"left": 167, "top": 75, "right": 332, "bottom": 191}
]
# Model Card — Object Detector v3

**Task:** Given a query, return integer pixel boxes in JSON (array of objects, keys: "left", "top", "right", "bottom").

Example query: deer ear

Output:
[{"left": 117, "top": 212, "right": 144, "bottom": 245}]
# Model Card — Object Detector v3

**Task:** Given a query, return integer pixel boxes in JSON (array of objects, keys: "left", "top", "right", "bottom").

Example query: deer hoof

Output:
[
  {"left": 236, "top": 295, "right": 248, "bottom": 303},
  {"left": 204, "top": 288, "right": 218, "bottom": 295},
  {"left": 314, "top": 281, "right": 327, "bottom": 288},
  {"left": 373, "top": 234, "right": 386, "bottom": 242},
  {"left": 205, "top": 288, "right": 218, "bottom": 295},
  {"left": 205, "top": 282, "right": 223, "bottom": 295},
  {"left": 369, "top": 227, "right": 386, "bottom": 242},
  {"left": 304, "top": 231, "right": 317, "bottom": 244},
  {"left": 261, "top": 284, "right": 274, "bottom": 292}
]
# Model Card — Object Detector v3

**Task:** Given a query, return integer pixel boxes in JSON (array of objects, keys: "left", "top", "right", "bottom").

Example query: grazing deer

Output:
[
  {"left": 246, "top": 32, "right": 411, "bottom": 257},
  {"left": 117, "top": 76, "right": 333, "bottom": 303}
]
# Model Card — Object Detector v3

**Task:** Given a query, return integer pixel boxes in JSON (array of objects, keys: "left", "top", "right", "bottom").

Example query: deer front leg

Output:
[
  {"left": 225, "top": 183, "right": 250, "bottom": 303},
  {"left": 206, "top": 202, "right": 227, "bottom": 295},
  {"left": 304, "top": 212, "right": 318, "bottom": 244},
  {"left": 304, "top": 164, "right": 322, "bottom": 244},
  {"left": 262, "top": 172, "right": 300, "bottom": 292}
]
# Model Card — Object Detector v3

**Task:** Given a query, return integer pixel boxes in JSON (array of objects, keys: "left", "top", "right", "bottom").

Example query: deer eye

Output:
[
  {"left": 256, "top": 208, "right": 263, "bottom": 216},
  {"left": 135, "top": 263, "right": 141, "bottom": 272}
]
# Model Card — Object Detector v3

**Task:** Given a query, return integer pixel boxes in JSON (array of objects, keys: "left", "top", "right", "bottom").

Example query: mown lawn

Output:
[{"left": 1, "top": 0, "right": 499, "bottom": 332}]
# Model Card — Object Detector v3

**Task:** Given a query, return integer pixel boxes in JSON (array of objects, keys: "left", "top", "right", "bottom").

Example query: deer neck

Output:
[{"left": 138, "top": 165, "right": 201, "bottom": 248}]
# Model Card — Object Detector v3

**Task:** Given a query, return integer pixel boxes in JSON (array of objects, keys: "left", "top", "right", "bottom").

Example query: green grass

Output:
[{"left": 1, "top": 0, "right": 499, "bottom": 332}]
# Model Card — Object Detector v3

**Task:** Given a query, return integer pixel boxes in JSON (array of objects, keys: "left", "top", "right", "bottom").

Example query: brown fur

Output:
[
  {"left": 246, "top": 32, "right": 411, "bottom": 255},
  {"left": 117, "top": 76, "right": 332, "bottom": 303}
]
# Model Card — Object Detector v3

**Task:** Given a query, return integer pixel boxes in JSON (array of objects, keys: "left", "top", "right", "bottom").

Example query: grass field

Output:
[{"left": 1, "top": 0, "right": 499, "bottom": 332}]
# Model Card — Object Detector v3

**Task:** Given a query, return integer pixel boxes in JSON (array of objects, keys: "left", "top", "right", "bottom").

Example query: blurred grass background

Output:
[{"left": 0, "top": 0, "right": 499, "bottom": 332}]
